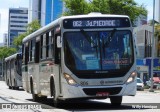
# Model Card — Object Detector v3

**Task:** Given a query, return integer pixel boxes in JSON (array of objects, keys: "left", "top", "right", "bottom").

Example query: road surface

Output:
[{"left": 0, "top": 81, "right": 160, "bottom": 112}]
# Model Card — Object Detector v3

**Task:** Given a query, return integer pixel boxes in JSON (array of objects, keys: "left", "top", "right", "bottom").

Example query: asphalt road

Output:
[{"left": 0, "top": 81, "right": 160, "bottom": 112}]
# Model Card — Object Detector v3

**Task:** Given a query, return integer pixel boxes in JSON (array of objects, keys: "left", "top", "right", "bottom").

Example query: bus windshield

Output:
[{"left": 64, "top": 30, "right": 134, "bottom": 77}]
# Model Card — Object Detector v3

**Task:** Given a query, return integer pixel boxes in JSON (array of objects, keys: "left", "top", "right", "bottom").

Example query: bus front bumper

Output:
[{"left": 61, "top": 81, "right": 136, "bottom": 99}]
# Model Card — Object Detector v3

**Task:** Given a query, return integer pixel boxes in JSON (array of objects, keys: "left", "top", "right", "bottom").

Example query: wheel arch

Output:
[
  {"left": 30, "top": 75, "right": 33, "bottom": 94},
  {"left": 50, "top": 75, "right": 55, "bottom": 97}
]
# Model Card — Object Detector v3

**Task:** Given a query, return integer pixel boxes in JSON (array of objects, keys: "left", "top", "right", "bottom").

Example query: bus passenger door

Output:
[
  {"left": 5, "top": 62, "right": 9, "bottom": 86},
  {"left": 33, "top": 38, "right": 40, "bottom": 94},
  {"left": 8, "top": 61, "right": 12, "bottom": 88},
  {"left": 53, "top": 32, "right": 62, "bottom": 98},
  {"left": 22, "top": 43, "right": 29, "bottom": 92}
]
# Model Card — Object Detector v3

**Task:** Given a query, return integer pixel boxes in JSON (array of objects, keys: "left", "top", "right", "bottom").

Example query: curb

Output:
[{"left": 143, "top": 89, "right": 160, "bottom": 93}]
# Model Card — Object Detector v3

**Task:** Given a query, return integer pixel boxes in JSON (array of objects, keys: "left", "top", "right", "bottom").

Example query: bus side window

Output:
[
  {"left": 35, "top": 37, "right": 40, "bottom": 63},
  {"left": 46, "top": 32, "right": 49, "bottom": 58},
  {"left": 54, "top": 34, "right": 60, "bottom": 64},
  {"left": 29, "top": 40, "right": 32, "bottom": 62},
  {"left": 29, "top": 39, "right": 35, "bottom": 62},
  {"left": 40, "top": 34, "right": 47, "bottom": 60},
  {"left": 40, "top": 35, "right": 43, "bottom": 59},
  {"left": 24, "top": 43, "right": 29, "bottom": 65},
  {"left": 22, "top": 44, "right": 24, "bottom": 64},
  {"left": 46, "top": 31, "right": 53, "bottom": 58},
  {"left": 51, "top": 30, "right": 54, "bottom": 59},
  {"left": 43, "top": 34, "right": 46, "bottom": 59}
]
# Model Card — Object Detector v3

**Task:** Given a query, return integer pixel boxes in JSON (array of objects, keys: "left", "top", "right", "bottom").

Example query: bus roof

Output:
[
  {"left": 62, "top": 12, "right": 129, "bottom": 19},
  {"left": 23, "top": 13, "right": 130, "bottom": 43},
  {"left": 5, "top": 53, "right": 21, "bottom": 61}
]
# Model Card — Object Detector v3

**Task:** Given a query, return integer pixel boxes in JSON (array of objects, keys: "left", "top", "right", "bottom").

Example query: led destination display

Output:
[{"left": 63, "top": 17, "right": 131, "bottom": 29}]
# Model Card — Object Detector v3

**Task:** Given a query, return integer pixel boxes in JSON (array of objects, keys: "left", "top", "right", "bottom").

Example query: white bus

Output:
[
  {"left": 5, "top": 53, "right": 22, "bottom": 90},
  {"left": 22, "top": 13, "right": 137, "bottom": 106}
]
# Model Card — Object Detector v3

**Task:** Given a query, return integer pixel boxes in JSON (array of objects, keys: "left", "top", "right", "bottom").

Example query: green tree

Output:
[
  {"left": 26, "top": 19, "right": 41, "bottom": 34},
  {"left": 155, "top": 24, "right": 160, "bottom": 37},
  {"left": 63, "top": 0, "right": 90, "bottom": 15},
  {"left": 13, "top": 20, "right": 41, "bottom": 47},
  {"left": 107, "top": 0, "right": 147, "bottom": 23},
  {"left": 13, "top": 32, "right": 28, "bottom": 47},
  {"left": 155, "top": 24, "right": 160, "bottom": 57},
  {"left": 0, "top": 47, "right": 17, "bottom": 59},
  {"left": 89, "top": 0, "right": 110, "bottom": 13},
  {"left": 63, "top": 0, "right": 147, "bottom": 24}
]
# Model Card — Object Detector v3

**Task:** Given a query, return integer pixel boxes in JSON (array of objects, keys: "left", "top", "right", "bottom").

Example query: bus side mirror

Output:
[{"left": 57, "top": 36, "right": 62, "bottom": 48}]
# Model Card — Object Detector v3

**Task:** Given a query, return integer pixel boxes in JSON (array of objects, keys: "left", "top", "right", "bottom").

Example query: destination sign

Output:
[
  {"left": 63, "top": 17, "right": 131, "bottom": 29},
  {"left": 73, "top": 20, "right": 116, "bottom": 27}
]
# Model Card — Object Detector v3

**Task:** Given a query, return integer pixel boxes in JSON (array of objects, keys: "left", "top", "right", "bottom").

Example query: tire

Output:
[
  {"left": 32, "top": 94, "right": 39, "bottom": 102},
  {"left": 15, "top": 87, "right": 19, "bottom": 90},
  {"left": 110, "top": 96, "right": 122, "bottom": 106},
  {"left": 32, "top": 94, "right": 47, "bottom": 102},
  {"left": 30, "top": 80, "right": 38, "bottom": 102},
  {"left": 13, "top": 79, "right": 18, "bottom": 90},
  {"left": 8, "top": 80, "right": 12, "bottom": 89},
  {"left": 50, "top": 78, "right": 61, "bottom": 107},
  {"left": 9, "top": 86, "right": 12, "bottom": 89},
  {"left": 12, "top": 86, "right": 16, "bottom": 90},
  {"left": 54, "top": 99, "right": 62, "bottom": 108}
]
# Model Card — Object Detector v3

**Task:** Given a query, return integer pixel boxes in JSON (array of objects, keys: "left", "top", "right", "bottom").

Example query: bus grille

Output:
[{"left": 83, "top": 87, "right": 122, "bottom": 95}]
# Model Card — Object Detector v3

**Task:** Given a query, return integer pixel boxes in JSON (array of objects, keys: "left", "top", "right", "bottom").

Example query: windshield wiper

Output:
[
  {"left": 80, "top": 29, "right": 98, "bottom": 57},
  {"left": 104, "top": 29, "right": 117, "bottom": 47},
  {"left": 80, "top": 29, "right": 97, "bottom": 48},
  {"left": 102, "top": 29, "right": 117, "bottom": 58}
]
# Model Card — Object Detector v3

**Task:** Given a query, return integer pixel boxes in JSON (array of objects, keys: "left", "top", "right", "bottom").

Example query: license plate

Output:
[{"left": 96, "top": 92, "right": 109, "bottom": 96}]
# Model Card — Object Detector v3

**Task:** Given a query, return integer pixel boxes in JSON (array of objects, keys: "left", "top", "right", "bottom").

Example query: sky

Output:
[
  {"left": 0, "top": 0, "right": 29, "bottom": 43},
  {"left": 0, "top": 0, "right": 154, "bottom": 43},
  {"left": 134, "top": 0, "right": 153, "bottom": 20}
]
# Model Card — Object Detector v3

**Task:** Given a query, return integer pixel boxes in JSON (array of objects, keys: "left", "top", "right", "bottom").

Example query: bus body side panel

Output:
[
  {"left": 7, "top": 64, "right": 11, "bottom": 87},
  {"left": 15, "top": 60, "right": 22, "bottom": 87},
  {"left": 16, "top": 72, "right": 22, "bottom": 87},
  {"left": 5, "top": 59, "right": 9, "bottom": 87},
  {"left": 28, "top": 63, "right": 40, "bottom": 94},
  {"left": 38, "top": 61, "right": 60, "bottom": 97},
  {"left": 10, "top": 60, "right": 16, "bottom": 88},
  {"left": 22, "top": 65, "right": 29, "bottom": 92},
  {"left": 9, "top": 61, "right": 12, "bottom": 87},
  {"left": 39, "top": 61, "right": 52, "bottom": 96}
]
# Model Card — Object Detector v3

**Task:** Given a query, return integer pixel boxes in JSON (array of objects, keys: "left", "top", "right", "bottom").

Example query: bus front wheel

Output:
[
  {"left": 50, "top": 78, "right": 61, "bottom": 107},
  {"left": 110, "top": 96, "right": 122, "bottom": 106}
]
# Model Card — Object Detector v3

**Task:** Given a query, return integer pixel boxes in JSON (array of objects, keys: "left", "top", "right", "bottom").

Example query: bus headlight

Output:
[
  {"left": 64, "top": 73, "right": 77, "bottom": 86},
  {"left": 126, "top": 71, "right": 137, "bottom": 84}
]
